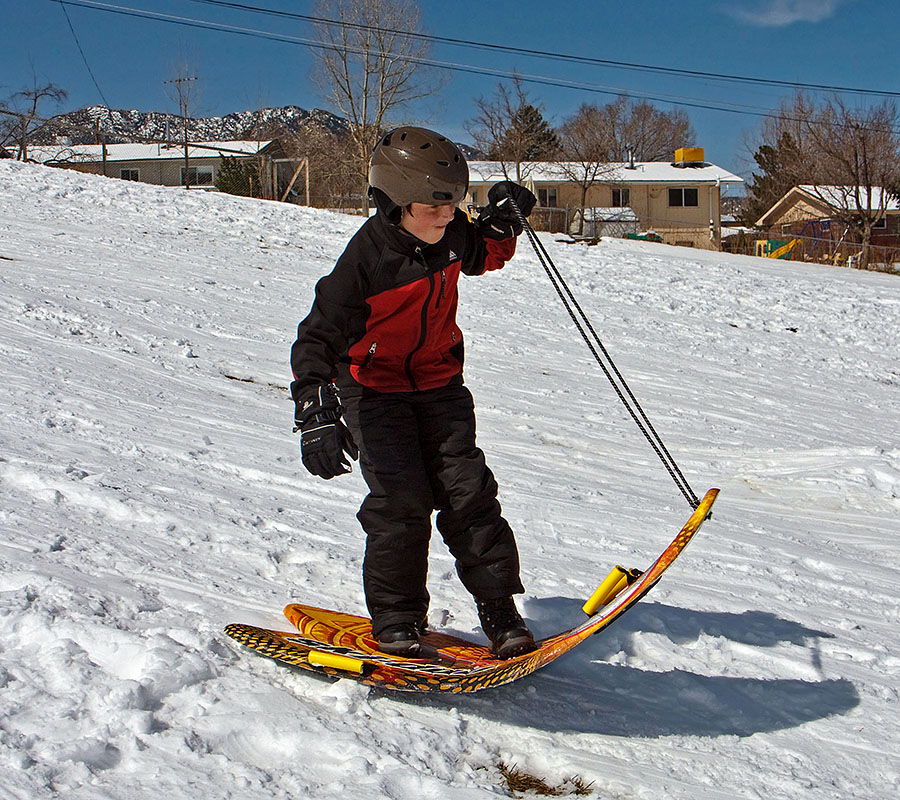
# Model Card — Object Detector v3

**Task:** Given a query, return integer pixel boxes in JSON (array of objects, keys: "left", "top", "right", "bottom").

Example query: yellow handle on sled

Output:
[
  {"left": 582, "top": 565, "right": 642, "bottom": 615},
  {"left": 307, "top": 650, "right": 365, "bottom": 674}
]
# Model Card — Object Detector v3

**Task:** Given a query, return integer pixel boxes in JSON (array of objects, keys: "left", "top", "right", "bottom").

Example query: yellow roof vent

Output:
[{"left": 675, "top": 147, "right": 705, "bottom": 166}]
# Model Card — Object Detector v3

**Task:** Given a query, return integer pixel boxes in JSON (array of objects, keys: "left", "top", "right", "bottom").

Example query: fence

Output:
[
  {"left": 529, "top": 206, "right": 571, "bottom": 233},
  {"left": 529, "top": 206, "right": 717, "bottom": 249},
  {"left": 527, "top": 206, "right": 639, "bottom": 236},
  {"left": 724, "top": 227, "right": 900, "bottom": 273}
]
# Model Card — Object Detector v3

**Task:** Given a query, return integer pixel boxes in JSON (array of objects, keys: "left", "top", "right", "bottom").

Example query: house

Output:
[
  {"left": 24, "top": 139, "right": 303, "bottom": 200},
  {"left": 755, "top": 185, "right": 900, "bottom": 264},
  {"left": 466, "top": 149, "right": 743, "bottom": 250}
]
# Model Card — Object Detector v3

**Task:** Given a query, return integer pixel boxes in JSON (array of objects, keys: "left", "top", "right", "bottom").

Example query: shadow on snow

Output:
[{"left": 388, "top": 597, "right": 859, "bottom": 739}]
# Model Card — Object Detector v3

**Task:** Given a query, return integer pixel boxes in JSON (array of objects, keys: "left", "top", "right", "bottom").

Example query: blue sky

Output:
[{"left": 2, "top": 0, "right": 896, "bottom": 180}]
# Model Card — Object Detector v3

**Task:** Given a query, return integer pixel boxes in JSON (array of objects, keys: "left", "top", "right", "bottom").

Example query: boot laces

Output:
[{"left": 477, "top": 597, "right": 524, "bottom": 636}]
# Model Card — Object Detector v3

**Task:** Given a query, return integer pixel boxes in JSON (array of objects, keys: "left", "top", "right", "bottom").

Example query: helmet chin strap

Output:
[{"left": 368, "top": 186, "right": 403, "bottom": 224}]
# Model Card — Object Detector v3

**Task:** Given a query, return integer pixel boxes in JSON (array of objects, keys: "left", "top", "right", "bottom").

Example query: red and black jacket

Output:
[{"left": 290, "top": 208, "right": 515, "bottom": 403}]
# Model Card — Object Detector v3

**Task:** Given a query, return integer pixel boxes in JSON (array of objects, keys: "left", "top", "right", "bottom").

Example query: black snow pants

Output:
[{"left": 340, "top": 383, "right": 525, "bottom": 637}]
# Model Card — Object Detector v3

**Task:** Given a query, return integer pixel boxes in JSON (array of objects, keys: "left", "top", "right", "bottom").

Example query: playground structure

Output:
[{"left": 753, "top": 218, "right": 900, "bottom": 271}]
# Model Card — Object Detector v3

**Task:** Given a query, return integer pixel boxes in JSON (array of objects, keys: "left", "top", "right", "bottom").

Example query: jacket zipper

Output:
[
  {"left": 436, "top": 269, "right": 446, "bottom": 309},
  {"left": 404, "top": 247, "right": 436, "bottom": 391},
  {"left": 362, "top": 341, "right": 377, "bottom": 369}
]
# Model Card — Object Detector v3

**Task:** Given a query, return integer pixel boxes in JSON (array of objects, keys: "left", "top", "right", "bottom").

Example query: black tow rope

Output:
[{"left": 507, "top": 198, "right": 701, "bottom": 510}]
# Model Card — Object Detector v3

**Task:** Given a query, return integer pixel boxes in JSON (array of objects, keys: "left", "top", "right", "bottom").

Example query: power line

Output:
[
  {"left": 184, "top": 0, "right": 900, "bottom": 100},
  {"left": 56, "top": 0, "right": 112, "bottom": 109},
  {"left": 51, "top": 0, "right": 900, "bottom": 136}
]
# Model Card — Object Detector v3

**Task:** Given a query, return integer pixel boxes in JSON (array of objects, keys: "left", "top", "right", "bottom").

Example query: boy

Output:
[{"left": 290, "top": 126, "right": 537, "bottom": 659}]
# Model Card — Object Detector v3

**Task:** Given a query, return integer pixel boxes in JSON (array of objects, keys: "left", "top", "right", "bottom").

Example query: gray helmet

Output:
[{"left": 369, "top": 127, "right": 468, "bottom": 206}]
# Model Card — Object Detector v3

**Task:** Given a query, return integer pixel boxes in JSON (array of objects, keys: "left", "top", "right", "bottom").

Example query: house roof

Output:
[
  {"left": 468, "top": 160, "right": 743, "bottom": 186},
  {"left": 797, "top": 185, "right": 900, "bottom": 211},
  {"left": 756, "top": 184, "right": 900, "bottom": 227},
  {"left": 26, "top": 140, "right": 273, "bottom": 164}
]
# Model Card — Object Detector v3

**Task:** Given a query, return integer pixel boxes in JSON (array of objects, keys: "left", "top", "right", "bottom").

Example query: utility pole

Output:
[{"left": 163, "top": 75, "right": 196, "bottom": 188}]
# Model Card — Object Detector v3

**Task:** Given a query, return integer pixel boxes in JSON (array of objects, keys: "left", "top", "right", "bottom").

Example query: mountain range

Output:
[
  {"left": 36, "top": 105, "right": 482, "bottom": 159},
  {"left": 39, "top": 104, "right": 349, "bottom": 145}
]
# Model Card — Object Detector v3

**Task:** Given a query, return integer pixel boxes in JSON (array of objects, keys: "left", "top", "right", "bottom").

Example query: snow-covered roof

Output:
[
  {"left": 468, "top": 160, "right": 743, "bottom": 185},
  {"left": 25, "top": 140, "right": 272, "bottom": 164},
  {"left": 797, "top": 185, "right": 900, "bottom": 212},
  {"left": 756, "top": 184, "right": 900, "bottom": 226},
  {"left": 579, "top": 207, "right": 640, "bottom": 222}
]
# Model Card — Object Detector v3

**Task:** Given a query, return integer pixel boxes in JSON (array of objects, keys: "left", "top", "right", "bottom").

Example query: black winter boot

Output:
[
  {"left": 476, "top": 596, "right": 536, "bottom": 659},
  {"left": 376, "top": 621, "right": 426, "bottom": 657}
]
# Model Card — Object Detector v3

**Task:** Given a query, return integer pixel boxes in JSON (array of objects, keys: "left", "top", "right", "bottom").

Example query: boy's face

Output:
[{"left": 400, "top": 202, "right": 457, "bottom": 244}]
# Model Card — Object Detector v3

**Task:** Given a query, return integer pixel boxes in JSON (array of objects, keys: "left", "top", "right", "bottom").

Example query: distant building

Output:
[
  {"left": 755, "top": 185, "right": 900, "bottom": 265},
  {"left": 467, "top": 149, "right": 743, "bottom": 250},
  {"left": 24, "top": 139, "right": 303, "bottom": 201}
]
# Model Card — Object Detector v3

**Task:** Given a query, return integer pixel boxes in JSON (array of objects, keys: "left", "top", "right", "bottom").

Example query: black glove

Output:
[
  {"left": 476, "top": 181, "right": 537, "bottom": 240},
  {"left": 294, "top": 385, "right": 359, "bottom": 480}
]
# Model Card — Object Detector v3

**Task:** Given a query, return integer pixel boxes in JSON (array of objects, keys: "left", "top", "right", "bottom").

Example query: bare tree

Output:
[
  {"left": 310, "top": 0, "right": 435, "bottom": 213},
  {"left": 617, "top": 99, "right": 694, "bottom": 162},
  {"left": 747, "top": 93, "right": 900, "bottom": 267},
  {"left": 287, "top": 125, "right": 359, "bottom": 208},
  {"left": 467, "top": 77, "right": 558, "bottom": 181},
  {"left": 0, "top": 82, "right": 68, "bottom": 160},
  {"left": 591, "top": 95, "right": 694, "bottom": 162},
  {"left": 743, "top": 94, "right": 820, "bottom": 224},
  {"left": 556, "top": 104, "right": 618, "bottom": 234},
  {"left": 805, "top": 98, "right": 900, "bottom": 269}
]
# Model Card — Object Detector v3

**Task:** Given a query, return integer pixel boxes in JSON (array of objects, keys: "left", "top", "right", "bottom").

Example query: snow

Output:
[
  {"left": 796, "top": 185, "right": 900, "bottom": 212},
  {"left": 468, "top": 159, "right": 744, "bottom": 186},
  {"left": 1, "top": 159, "right": 899, "bottom": 799},
  {"left": 25, "top": 140, "right": 273, "bottom": 165}
]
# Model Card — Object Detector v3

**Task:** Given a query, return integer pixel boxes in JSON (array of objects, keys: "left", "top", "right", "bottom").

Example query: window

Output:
[
  {"left": 537, "top": 187, "right": 557, "bottom": 208},
  {"left": 181, "top": 166, "right": 214, "bottom": 186},
  {"left": 120, "top": 169, "right": 139, "bottom": 181},
  {"left": 611, "top": 187, "right": 630, "bottom": 207},
  {"left": 668, "top": 187, "right": 699, "bottom": 207},
  {"left": 873, "top": 216, "right": 887, "bottom": 229}
]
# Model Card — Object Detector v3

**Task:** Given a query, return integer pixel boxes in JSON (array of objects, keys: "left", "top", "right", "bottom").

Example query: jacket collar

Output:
[{"left": 372, "top": 206, "right": 453, "bottom": 262}]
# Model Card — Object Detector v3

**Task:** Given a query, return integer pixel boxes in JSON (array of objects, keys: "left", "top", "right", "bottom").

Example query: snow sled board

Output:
[{"left": 225, "top": 487, "right": 718, "bottom": 693}]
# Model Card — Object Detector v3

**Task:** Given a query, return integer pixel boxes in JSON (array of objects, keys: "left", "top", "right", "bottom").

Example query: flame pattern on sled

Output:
[{"left": 224, "top": 488, "right": 718, "bottom": 693}]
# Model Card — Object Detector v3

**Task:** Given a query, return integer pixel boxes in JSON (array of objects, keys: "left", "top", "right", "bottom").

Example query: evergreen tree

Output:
[
  {"left": 492, "top": 104, "right": 559, "bottom": 161},
  {"left": 468, "top": 78, "right": 557, "bottom": 181},
  {"left": 215, "top": 155, "right": 260, "bottom": 197},
  {"left": 742, "top": 132, "right": 807, "bottom": 225}
]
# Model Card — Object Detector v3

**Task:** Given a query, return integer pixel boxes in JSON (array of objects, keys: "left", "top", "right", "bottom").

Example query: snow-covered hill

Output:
[{"left": 1, "top": 160, "right": 898, "bottom": 799}]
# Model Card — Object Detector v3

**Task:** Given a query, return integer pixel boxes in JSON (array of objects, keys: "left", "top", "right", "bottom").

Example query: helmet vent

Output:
[{"left": 369, "top": 126, "right": 468, "bottom": 207}]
